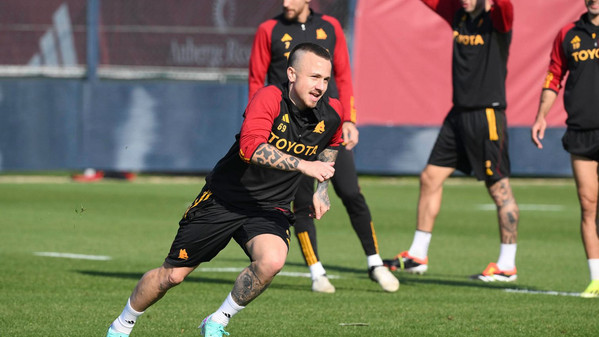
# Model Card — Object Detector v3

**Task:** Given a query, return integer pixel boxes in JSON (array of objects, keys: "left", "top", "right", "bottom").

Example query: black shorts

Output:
[
  {"left": 562, "top": 129, "right": 599, "bottom": 161},
  {"left": 164, "top": 190, "right": 292, "bottom": 267},
  {"left": 428, "top": 107, "right": 511, "bottom": 183}
]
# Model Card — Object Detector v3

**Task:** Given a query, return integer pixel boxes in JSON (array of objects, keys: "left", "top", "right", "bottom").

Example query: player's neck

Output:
[
  {"left": 588, "top": 12, "right": 599, "bottom": 26},
  {"left": 468, "top": 1, "right": 490, "bottom": 19},
  {"left": 288, "top": 84, "right": 306, "bottom": 111},
  {"left": 296, "top": 7, "right": 310, "bottom": 23}
]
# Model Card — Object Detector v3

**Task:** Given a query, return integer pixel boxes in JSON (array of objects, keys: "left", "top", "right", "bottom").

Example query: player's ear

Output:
[{"left": 287, "top": 66, "right": 296, "bottom": 83}]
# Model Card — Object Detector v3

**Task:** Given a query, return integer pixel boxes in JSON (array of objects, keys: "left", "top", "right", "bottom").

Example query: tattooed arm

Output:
[
  {"left": 312, "top": 148, "right": 338, "bottom": 219},
  {"left": 250, "top": 143, "right": 336, "bottom": 183}
]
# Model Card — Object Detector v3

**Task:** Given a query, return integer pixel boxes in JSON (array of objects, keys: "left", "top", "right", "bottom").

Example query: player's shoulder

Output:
[
  {"left": 555, "top": 21, "right": 578, "bottom": 42},
  {"left": 250, "top": 85, "right": 283, "bottom": 105},
  {"left": 257, "top": 17, "right": 279, "bottom": 32},
  {"left": 323, "top": 96, "right": 343, "bottom": 117},
  {"left": 561, "top": 21, "right": 578, "bottom": 34},
  {"left": 320, "top": 14, "right": 343, "bottom": 29}
]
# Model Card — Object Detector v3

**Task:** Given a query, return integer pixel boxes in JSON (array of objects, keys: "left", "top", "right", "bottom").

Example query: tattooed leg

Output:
[
  {"left": 231, "top": 234, "right": 288, "bottom": 306},
  {"left": 230, "top": 264, "right": 271, "bottom": 306},
  {"left": 487, "top": 178, "right": 519, "bottom": 244}
]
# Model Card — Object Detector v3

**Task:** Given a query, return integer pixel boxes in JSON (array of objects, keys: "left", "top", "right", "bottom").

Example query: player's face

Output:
[
  {"left": 586, "top": 0, "right": 599, "bottom": 16},
  {"left": 460, "top": 0, "right": 480, "bottom": 13},
  {"left": 283, "top": 0, "right": 310, "bottom": 22},
  {"left": 287, "top": 52, "right": 331, "bottom": 111}
]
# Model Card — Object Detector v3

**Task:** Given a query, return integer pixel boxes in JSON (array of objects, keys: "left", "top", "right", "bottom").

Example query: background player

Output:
[
  {"left": 249, "top": 0, "right": 398, "bottom": 293},
  {"left": 384, "top": 0, "right": 520, "bottom": 282},
  {"left": 106, "top": 43, "right": 344, "bottom": 337},
  {"left": 531, "top": 0, "right": 599, "bottom": 298}
]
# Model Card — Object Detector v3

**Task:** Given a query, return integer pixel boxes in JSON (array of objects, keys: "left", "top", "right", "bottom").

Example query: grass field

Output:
[{"left": 1, "top": 175, "right": 598, "bottom": 336}]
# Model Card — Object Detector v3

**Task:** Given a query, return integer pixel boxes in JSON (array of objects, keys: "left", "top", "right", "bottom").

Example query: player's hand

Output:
[
  {"left": 311, "top": 189, "right": 331, "bottom": 220},
  {"left": 342, "top": 122, "right": 359, "bottom": 150},
  {"left": 531, "top": 117, "right": 547, "bottom": 149},
  {"left": 297, "top": 160, "right": 335, "bottom": 182}
]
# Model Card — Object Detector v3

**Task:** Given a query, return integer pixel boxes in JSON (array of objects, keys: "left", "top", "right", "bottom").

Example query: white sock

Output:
[
  {"left": 309, "top": 261, "right": 327, "bottom": 280},
  {"left": 588, "top": 259, "right": 599, "bottom": 280},
  {"left": 210, "top": 293, "right": 245, "bottom": 326},
  {"left": 496, "top": 243, "right": 517, "bottom": 271},
  {"left": 367, "top": 254, "right": 384, "bottom": 268},
  {"left": 408, "top": 230, "right": 432, "bottom": 259},
  {"left": 110, "top": 298, "right": 144, "bottom": 334}
]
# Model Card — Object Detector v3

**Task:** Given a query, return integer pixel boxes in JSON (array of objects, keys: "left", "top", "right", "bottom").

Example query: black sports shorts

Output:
[
  {"left": 427, "top": 107, "right": 511, "bottom": 183},
  {"left": 562, "top": 128, "right": 599, "bottom": 161},
  {"left": 165, "top": 190, "right": 292, "bottom": 268}
]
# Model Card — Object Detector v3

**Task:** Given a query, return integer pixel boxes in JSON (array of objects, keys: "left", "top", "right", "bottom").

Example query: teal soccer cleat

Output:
[
  {"left": 106, "top": 327, "right": 129, "bottom": 337},
  {"left": 199, "top": 315, "right": 230, "bottom": 337}
]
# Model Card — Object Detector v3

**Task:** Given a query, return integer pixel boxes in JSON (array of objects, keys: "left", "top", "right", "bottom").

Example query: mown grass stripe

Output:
[{"left": 33, "top": 252, "right": 112, "bottom": 261}]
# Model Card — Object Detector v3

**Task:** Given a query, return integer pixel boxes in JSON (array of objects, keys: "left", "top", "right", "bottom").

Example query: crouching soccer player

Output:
[{"left": 106, "top": 43, "right": 347, "bottom": 337}]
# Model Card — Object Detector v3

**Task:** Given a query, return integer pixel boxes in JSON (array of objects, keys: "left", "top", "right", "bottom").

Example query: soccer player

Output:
[
  {"left": 531, "top": 0, "right": 599, "bottom": 298},
  {"left": 106, "top": 43, "right": 344, "bottom": 337},
  {"left": 249, "top": 0, "right": 398, "bottom": 293},
  {"left": 384, "top": 0, "right": 520, "bottom": 282}
]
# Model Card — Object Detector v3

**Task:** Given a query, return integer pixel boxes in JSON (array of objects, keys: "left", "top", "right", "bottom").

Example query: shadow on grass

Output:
[
  {"left": 76, "top": 269, "right": 313, "bottom": 292},
  {"left": 212, "top": 257, "right": 371, "bottom": 275},
  {"left": 284, "top": 260, "right": 367, "bottom": 275},
  {"left": 396, "top": 273, "right": 540, "bottom": 291}
]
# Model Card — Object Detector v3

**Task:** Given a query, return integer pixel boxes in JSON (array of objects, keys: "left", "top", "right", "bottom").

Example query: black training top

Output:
[
  {"left": 422, "top": 0, "right": 514, "bottom": 110},
  {"left": 204, "top": 84, "right": 343, "bottom": 211},
  {"left": 249, "top": 10, "right": 355, "bottom": 123},
  {"left": 543, "top": 14, "right": 599, "bottom": 130}
]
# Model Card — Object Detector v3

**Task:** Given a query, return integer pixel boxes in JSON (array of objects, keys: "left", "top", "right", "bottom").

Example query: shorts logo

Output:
[
  {"left": 316, "top": 28, "right": 327, "bottom": 40},
  {"left": 485, "top": 160, "right": 493, "bottom": 176},
  {"left": 178, "top": 249, "right": 189, "bottom": 260},
  {"left": 313, "top": 120, "right": 325, "bottom": 134}
]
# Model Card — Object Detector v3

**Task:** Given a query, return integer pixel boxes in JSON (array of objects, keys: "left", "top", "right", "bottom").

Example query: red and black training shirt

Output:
[
  {"left": 248, "top": 10, "right": 356, "bottom": 124},
  {"left": 204, "top": 84, "right": 343, "bottom": 211},
  {"left": 421, "top": 0, "right": 513, "bottom": 109},
  {"left": 543, "top": 14, "right": 599, "bottom": 130}
]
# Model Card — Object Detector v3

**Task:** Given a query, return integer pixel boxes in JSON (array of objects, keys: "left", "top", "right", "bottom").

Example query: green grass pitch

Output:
[{"left": 1, "top": 175, "right": 597, "bottom": 336}]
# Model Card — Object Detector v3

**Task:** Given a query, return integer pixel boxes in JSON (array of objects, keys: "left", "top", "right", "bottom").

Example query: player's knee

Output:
[
  {"left": 420, "top": 169, "right": 437, "bottom": 190},
  {"left": 336, "top": 186, "right": 361, "bottom": 202},
  {"left": 579, "top": 195, "right": 597, "bottom": 219},
  {"left": 165, "top": 269, "right": 187, "bottom": 287},
  {"left": 257, "top": 255, "right": 286, "bottom": 279}
]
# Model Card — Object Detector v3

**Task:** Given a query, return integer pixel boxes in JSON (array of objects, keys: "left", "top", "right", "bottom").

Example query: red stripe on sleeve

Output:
[
  {"left": 490, "top": 0, "right": 513, "bottom": 33},
  {"left": 239, "top": 86, "right": 282, "bottom": 162},
  {"left": 322, "top": 15, "right": 356, "bottom": 124},
  {"left": 248, "top": 20, "right": 277, "bottom": 101},
  {"left": 327, "top": 97, "right": 344, "bottom": 148},
  {"left": 543, "top": 24, "right": 573, "bottom": 93}
]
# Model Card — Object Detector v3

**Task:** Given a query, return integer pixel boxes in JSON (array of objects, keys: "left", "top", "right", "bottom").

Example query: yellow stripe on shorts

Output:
[{"left": 486, "top": 108, "right": 498, "bottom": 141}]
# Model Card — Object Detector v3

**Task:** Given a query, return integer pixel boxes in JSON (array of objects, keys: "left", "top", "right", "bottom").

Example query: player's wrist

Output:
[{"left": 296, "top": 159, "right": 307, "bottom": 173}]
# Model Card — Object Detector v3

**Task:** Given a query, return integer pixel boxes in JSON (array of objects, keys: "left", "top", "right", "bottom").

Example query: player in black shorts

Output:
[
  {"left": 106, "top": 43, "right": 344, "bottom": 337},
  {"left": 249, "top": 0, "right": 398, "bottom": 293},
  {"left": 384, "top": 0, "right": 520, "bottom": 282},
  {"left": 532, "top": 0, "right": 599, "bottom": 298}
]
